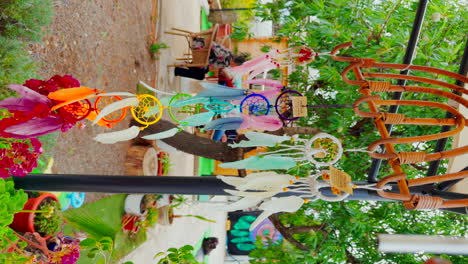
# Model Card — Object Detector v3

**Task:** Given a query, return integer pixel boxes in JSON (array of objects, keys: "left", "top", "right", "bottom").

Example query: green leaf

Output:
[
  {"left": 80, "top": 238, "right": 97, "bottom": 248},
  {"left": 167, "top": 247, "right": 178, "bottom": 253},
  {"left": 96, "top": 258, "right": 106, "bottom": 264},
  {"left": 154, "top": 252, "right": 166, "bottom": 259}
]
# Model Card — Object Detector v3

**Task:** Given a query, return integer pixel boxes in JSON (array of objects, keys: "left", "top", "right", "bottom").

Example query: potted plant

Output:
[
  {"left": 10, "top": 192, "right": 63, "bottom": 239},
  {"left": 158, "top": 205, "right": 215, "bottom": 226},
  {"left": 157, "top": 152, "right": 172, "bottom": 176},
  {"left": 124, "top": 194, "right": 146, "bottom": 216}
]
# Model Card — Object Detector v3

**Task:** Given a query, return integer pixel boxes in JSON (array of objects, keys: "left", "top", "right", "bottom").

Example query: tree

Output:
[{"left": 131, "top": 1, "right": 467, "bottom": 263}]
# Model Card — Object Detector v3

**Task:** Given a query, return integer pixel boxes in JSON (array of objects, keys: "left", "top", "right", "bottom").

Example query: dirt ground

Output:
[{"left": 30, "top": 0, "right": 157, "bottom": 176}]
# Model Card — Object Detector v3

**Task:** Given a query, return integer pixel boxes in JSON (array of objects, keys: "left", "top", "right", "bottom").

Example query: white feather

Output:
[
  {"left": 94, "top": 126, "right": 141, "bottom": 144},
  {"left": 223, "top": 197, "right": 264, "bottom": 212},
  {"left": 139, "top": 81, "right": 176, "bottom": 95},
  {"left": 249, "top": 196, "right": 305, "bottom": 230},
  {"left": 238, "top": 173, "right": 295, "bottom": 192},
  {"left": 224, "top": 189, "right": 277, "bottom": 198},
  {"left": 217, "top": 175, "right": 246, "bottom": 187},
  {"left": 96, "top": 92, "right": 136, "bottom": 97},
  {"left": 93, "top": 97, "right": 139, "bottom": 124}
]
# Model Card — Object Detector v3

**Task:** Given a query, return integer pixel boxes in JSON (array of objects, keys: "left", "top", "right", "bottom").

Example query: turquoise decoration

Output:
[
  {"left": 219, "top": 156, "right": 296, "bottom": 170},
  {"left": 204, "top": 116, "right": 243, "bottom": 130},
  {"left": 159, "top": 96, "right": 172, "bottom": 107},
  {"left": 198, "top": 82, "right": 247, "bottom": 100},
  {"left": 170, "top": 96, "right": 211, "bottom": 108},
  {"left": 178, "top": 112, "right": 215, "bottom": 127},
  {"left": 229, "top": 131, "right": 291, "bottom": 148}
]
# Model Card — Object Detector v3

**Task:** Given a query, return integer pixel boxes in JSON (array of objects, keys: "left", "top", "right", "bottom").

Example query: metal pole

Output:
[
  {"left": 13, "top": 174, "right": 391, "bottom": 200},
  {"left": 367, "top": 0, "right": 429, "bottom": 182},
  {"left": 427, "top": 38, "right": 468, "bottom": 177}
]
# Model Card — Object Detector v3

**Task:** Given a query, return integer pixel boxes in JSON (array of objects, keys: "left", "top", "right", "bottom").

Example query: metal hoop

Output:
[
  {"left": 131, "top": 94, "right": 163, "bottom": 126},
  {"left": 274, "top": 89, "right": 304, "bottom": 121},
  {"left": 239, "top": 93, "right": 271, "bottom": 116}
]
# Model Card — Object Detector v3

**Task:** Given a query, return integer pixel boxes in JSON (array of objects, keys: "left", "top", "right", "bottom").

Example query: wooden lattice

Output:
[{"left": 331, "top": 42, "right": 468, "bottom": 210}]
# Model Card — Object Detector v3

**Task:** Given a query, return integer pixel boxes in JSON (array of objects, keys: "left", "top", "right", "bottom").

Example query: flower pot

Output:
[
  {"left": 122, "top": 214, "right": 140, "bottom": 233},
  {"left": 10, "top": 193, "right": 59, "bottom": 238},
  {"left": 157, "top": 206, "right": 174, "bottom": 225},
  {"left": 124, "top": 194, "right": 146, "bottom": 216}
]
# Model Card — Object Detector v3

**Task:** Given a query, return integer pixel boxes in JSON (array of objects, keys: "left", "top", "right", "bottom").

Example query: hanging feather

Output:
[
  {"left": 139, "top": 81, "right": 176, "bottom": 95},
  {"left": 141, "top": 127, "right": 181, "bottom": 140},
  {"left": 243, "top": 79, "right": 283, "bottom": 89},
  {"left": 237, "top": 172, "right": 295, "bottom": 191},
  {"left": 92, "top": 97, "right": 139, "bottom": 124},
  {"left": 95, "top": 92, "right": 137, "bottom": 97},
  {"left": 217, "top": 175, "right": 247, "bottom": 188},
  {"left": 204, "top": 116, "right": 243, "bottom": 130},
  {"left": 6, "top": 84, "right": 51, "bottom": 106},
  {"left": 159, "top": 96, "right": 173, "bottom": 107},
  {"left": 94, "top": 126, "right": 141, "bottom": 144},
  {"left": 143, "top": 106, "right": 161, "bottom": 118},
  {"left": 250, "top": 197, "right": 304, "bottom": 231},
  {"left": 222, "top": 197, "right": 264, "bottom": 212},
  {"left": 255, "top": 87, "right": 281, "bottom": 101},
  {"left": 220, "top": 156, "right": 296, "bottom": 170},
  {"left": 247, "top": 60, "right": 278, "bottom": 80},
  {"left": 170, "top": 96, "right": 212, "bottom": 108},
  {"left": 86, "top": 110, "right": 113, "bottom": 128},
  {"left": 240, "top": 115, "right": 283, "bottom": 131},
  {"left": 224, "top": 189, "right": 278, "bottom": 198},
  {"left": 198, "top": 83, "right": 247, "bottom": 101},
  {"left": 229, "top": 131, "right": 290, "bottom": 148},
  {"left": 48, "top": 87, "right": 98, "bottom": 101},
  {"left": 178, "top": 111, "right": 215, "bottom": 126}
]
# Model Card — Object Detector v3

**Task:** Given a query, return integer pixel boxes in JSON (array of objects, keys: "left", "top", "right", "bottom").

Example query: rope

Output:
[
  {"left": 397, "top": 151, "right": 426, "bottom": 164},
  {"left": 367, "top": 81, "right": 391, "bottom": 92},
  {"left": 382, "top": 113, "right": 406, "bottom": 124},
  {"left": 404, "top": 195, "right": 443, "bottom": 210}
]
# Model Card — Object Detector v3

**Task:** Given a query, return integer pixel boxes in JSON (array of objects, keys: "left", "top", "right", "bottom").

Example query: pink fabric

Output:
[{"left": 240, "top": 115, "right": 282, "bottom": 131}]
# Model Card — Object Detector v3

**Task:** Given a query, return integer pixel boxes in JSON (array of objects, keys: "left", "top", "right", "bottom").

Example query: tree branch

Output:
[
  {"left": 288, "top": 224, "right": 327, "bottom": 234},
  {"left": 134, "top": 119, "right": 244, "bottom": 162},
  {"left": 268, "top": 213, "right": 309, "bottom": 251}
]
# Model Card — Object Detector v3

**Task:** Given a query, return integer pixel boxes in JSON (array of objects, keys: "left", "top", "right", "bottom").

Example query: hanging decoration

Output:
[{"left": 217, "top": 168, "right": 388, "bottom": 230}]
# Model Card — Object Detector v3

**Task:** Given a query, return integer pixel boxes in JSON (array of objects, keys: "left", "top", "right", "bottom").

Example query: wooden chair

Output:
[{"left": 166, "top": 24, "right": 219, "bottom": 68}]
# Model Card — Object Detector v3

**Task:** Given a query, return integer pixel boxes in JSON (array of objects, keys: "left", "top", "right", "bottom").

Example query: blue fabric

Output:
[
  {"left": 204, "top": 117, "right": 243, "bottom": 130},
  {"left": 219, "top": 156, "right": 296, "bottom": 170}
]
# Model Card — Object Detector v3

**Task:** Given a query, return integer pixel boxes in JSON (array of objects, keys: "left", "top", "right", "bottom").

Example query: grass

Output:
[{"left": 63, "top": 195, "right": 148, "bottom": 264}]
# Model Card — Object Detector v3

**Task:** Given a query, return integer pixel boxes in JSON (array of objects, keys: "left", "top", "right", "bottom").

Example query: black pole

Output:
[
  {"left": 426, "top": 38, "right": 468, "bottom": 177},
  {"left": 15, "top": 174, "right": 466, "bottom": 204},
  {"left": 14, "top": 174, "right": 234, "bottom": 195},
  {"left": 367, "top": 0, "right": 429, "bottom": 182}
]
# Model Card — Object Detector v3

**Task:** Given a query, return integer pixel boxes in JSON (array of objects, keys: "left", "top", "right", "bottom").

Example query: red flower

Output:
[{"left": 49, "top": 75, "right": 80, "bottom": 88}]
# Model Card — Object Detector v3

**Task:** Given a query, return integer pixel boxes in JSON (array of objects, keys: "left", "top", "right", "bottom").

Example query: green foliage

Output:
[
  {"left": 0, "top": 0, "right": 53, "bottom": 42},
  {"left": 149, "top": 42, "right": 169, "bottom": 60},
  {"left": 0, "top": 36, "right": 39, "bottom": 97},
  {"left": 0, "top": 0, "right": 53, "bottom": 97},
  {"left": 80, "top": 236, "right": 114, "bottom": 264},
  {"left": 154, "top": 245, "right": 200, "bottom": 264},
  {"left": 34, "top": 199, "right": 63, "bottom": 236},
  {"left": 249, "top": 0, "right": 468, "bottom": 263},
  {"left": 159, "top": 153, "right": 173, "bottom": 176},
  {"left": 0, "top": 178, "right": 29, "bottom": 262},
  {"left": 221, "top": 0, "right": 258, "bottom": 41}
]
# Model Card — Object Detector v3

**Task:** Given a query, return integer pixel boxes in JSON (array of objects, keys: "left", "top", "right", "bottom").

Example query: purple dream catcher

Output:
[{"left": 274, "top": 89, "right": 354, "bottom": 122}]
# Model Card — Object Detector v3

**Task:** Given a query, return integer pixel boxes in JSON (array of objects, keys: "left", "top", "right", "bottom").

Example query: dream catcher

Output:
[
  {"left": 230, "top": 46, "right": 330, "bottom": 79},
  {"left": 216, "top": 169, "right": 388, "bottom": 230},
  {"left": 220, "top": 131, "right": 345, "bottom": 170}
]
